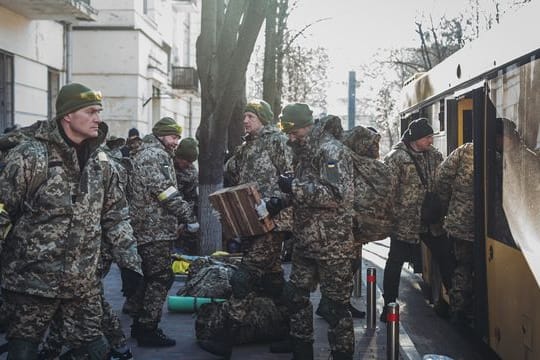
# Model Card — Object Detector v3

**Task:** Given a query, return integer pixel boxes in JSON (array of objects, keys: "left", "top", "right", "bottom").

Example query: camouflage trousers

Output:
[
  {"left": 131, "top": 240, "right": 174, "bottom": 328},
  {"left": 41, "top": 282, "right": 127, "bottom": 355},
  {"left": 3, "top": 290, "right": 103, "bottom": 348},
  {"left": 234, "top": 231, "right": 286, "bottom": 298},
  {"left": 288, "top": 254, "right": 355, "bottom": 354},
  {"left": 448, "top": 236, "right": 474, "bottom": 314}
]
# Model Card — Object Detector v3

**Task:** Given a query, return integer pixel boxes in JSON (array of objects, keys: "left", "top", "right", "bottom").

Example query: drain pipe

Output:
[{"left": 64, "top": 22, "right": 73, "bottom": 83}]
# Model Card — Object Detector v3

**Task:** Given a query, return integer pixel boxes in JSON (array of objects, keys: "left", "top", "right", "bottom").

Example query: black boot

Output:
[
  {"left": 379, "top": 306, "right": 387, "bottom": 323},
  {"left": 135, "top": 326, "right": 176, "bottom": 347},
  {"left": 292, "top": 339, "right": 313, "bottom": 360},
  {"left": 330, "top": 351, "right": 353, "bottom": 360},
  {"left": 269, "top": 336, "right": 293, "bottom": 353},
  {"left": 348, "top": 303, "right": 366, "bottom": 319},
  {"left": 197, "top": 339, "right": 232, "bottom": 359}
]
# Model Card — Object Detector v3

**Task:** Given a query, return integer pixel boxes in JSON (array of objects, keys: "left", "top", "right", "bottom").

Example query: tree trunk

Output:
[
  {"left": 197, "top": 0, "right": 269, "bottom": 255},
  {"left": 263, "top": 0, "right": 277, "bottom": 116}
]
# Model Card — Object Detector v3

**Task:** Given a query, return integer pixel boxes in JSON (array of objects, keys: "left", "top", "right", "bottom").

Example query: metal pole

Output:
[
  {"left": 64, "top": 22, "right": 73, "bottom": 84},
  {"left": 386, "top": 302, "right": 399, "bottom": 360},
  {"left": 347, "top": 70, "right": 356, "bottom": 130},
  {"left": 366, "top": 267, "right": 376, "bottom": 330}
]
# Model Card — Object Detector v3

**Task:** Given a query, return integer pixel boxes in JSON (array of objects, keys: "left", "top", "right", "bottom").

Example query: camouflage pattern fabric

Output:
[
  {"left": 383, "top": 141, "right": 444, "bottom": 244},
  {"left": 178, "top": 257, "right": 238, "bottom": 299},
  {"left": 131, "top": 240, "right": 174, "bottom": 328},
  {"left": 289, "top": 115, "right": 356, "bottom": 259},
  {"left": 3, "top": 290, "right": 103, "bottom": 348},
  {"left": 0, "top": 119, "right": 141, "bottom": 299},
  {"left": 129, "top": 134, "right": 194, "bottom": 246},
  {"left": 435, "top": 143, "right": 474, "bottom": 242},
  {"left": 448, "top": 237, "right": 474, "bottom": 314},
  {"left": 289, "top": 254, "right": 354, "bottom": 355},
  {"left": 242, "top": 231, "right": 285, "bottom": 277},
  {"left": 175, "top": 162, "right": 199, "bottom": 215},
  {"left": 195, "top": 293, "right": 289, "bottom": 345},
  {"left": 224, "top": 125, "right": 293, "bottom": 231}
]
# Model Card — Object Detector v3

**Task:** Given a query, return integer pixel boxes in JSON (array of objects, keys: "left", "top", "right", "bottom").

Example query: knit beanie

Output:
[
  {"left": 152, "top": 117, "right": 183, "bottom": 137},
  {"left": 279, "top": 103, "right": 314, "bottom": 133},
  {"left": 55, "top": 83, "right": 103, "bottom": 120},
  {"left": 402, "top": 118, "right": 433, "bottom": 143},
  {"left": 128, "top": 127, "right": 140, "bottom": 138},
  {"left": 244, "top": 100, "right": 274, "bottom": 125},
  {"left": 175, "top": 137, "right": 198, "bottom": 162}
]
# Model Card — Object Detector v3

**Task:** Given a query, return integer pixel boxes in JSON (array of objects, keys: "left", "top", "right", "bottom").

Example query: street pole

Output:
[{"left": 348, "top": 70, "right": 356, "bottom": 130}]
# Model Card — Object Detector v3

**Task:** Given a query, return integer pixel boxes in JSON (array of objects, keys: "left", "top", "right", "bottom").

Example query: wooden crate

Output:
[{"left": 209, "top": 183, "right": 275, "bottom": 238}]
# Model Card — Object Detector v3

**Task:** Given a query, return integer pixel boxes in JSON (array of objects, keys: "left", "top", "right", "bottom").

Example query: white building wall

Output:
[{"left": 0, "top": 5, "right": 65, "bottom": 127}]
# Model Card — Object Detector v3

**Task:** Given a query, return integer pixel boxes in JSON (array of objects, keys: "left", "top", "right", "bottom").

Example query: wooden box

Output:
[{"left": 209, "top": 183, "right": 275, "bottom": 238}]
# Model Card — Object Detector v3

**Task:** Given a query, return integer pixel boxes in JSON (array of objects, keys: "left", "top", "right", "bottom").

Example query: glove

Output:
[
  {"left": 254, "top": 201, "right": 269, "bottom": 219},
  {"left": 266, "top": 197, "right": 284, "bottom": 217},
  {"left": 278, "top": 173, "right": 294, "bottom": 194},
  {"left": 120, "top": 268, "right": 143, "bottom": 298},
  {"left": 187, "top": 222, "right": 200, "bottom": 233}
]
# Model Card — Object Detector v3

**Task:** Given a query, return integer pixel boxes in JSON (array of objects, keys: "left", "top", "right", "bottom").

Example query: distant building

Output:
[
  {"left": 0, "top": 0, "right": 201, "bottom": 138},
  {"left": 72, "top": 0, "right": 201, "bottom": 138},
  {"left": 0, "top": 0, "right": 97, "bottom": 132}
]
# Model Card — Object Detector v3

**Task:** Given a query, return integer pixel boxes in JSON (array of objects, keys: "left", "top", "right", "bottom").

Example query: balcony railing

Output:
[
  {"left": 0, "top": 0, "right": 97, "bottom": 21},
  {"left": 172, "top": 66, "right": 199, "bottom": 91}
]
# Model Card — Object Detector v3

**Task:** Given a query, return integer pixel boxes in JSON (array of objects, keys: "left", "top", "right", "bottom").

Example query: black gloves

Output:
[
  {"left": 120, "top": 268, "right": 143, "bottom": 298},
  {"left": 266, "top": 197, "right": 284, "bottom": 217},
  {"left": 278, "top": 173, "right": 294, "bottom": 194}
]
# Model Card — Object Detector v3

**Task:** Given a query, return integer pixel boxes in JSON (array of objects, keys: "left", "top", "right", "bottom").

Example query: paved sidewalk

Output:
[{"left": 101, "top": 257, "right": 422, "bottom": 360}]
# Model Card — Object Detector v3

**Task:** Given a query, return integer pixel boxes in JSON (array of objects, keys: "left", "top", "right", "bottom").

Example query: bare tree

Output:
[{"left": 197, "top": 0, "right": 269, "bottom": 254}]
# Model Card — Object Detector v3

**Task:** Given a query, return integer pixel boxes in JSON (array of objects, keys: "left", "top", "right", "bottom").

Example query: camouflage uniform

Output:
[
  {"left": 0, "top": 119, "right": 141, "bottom": 351},
  {"left": 286, "top": 117, "right": 356, "bottom": 356},
  {"left": 382, "top": 141, "right": 446, "bottom": 305},
  {"left": 129, "top": 133, "right": 195, "bottom": 328},
  {"left": 175, "top": 163, "right": 199, "bottom": 254},
  {"left": 224, "top": 125, "right": 292, "bottom": 298},
  {"left": 436, "top": 142, "right": 474, "bottom": 315}
]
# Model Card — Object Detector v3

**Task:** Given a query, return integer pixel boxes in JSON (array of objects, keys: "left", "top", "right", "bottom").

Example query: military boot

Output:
[
  {"left": 135, "top": 325, "right": 176, "bottom": 347},
  {"left": 291, "top": 339, "right": 313, "bottom": 360},
  {"left": 109, "top": 348, "right": 134, "bottom": 360},
  {"left": 197, "top": 339, "right": 232, "bottom": 359},
  {"left": 269, "top": 336, "right": 293, "bottom": 353},
  {"left": 329, "top": 351, "right": 353, "bottom": 360}
]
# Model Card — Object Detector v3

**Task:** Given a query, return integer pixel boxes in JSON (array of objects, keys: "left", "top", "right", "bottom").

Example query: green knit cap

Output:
[
  {"left": 55, "top": 83, "right": 103, "bottom": 120},
  {"left": 175, "top": 137, "right": 198, "bottom": 162},
  {"left": 279, "top": 103, "right": 314, "bottom": 133},
  {"left": 244, "top": 100, "right": 274, "bottom": 125},
  {"left": 152, "top": 117, "right": 183, "bottom": 137}
]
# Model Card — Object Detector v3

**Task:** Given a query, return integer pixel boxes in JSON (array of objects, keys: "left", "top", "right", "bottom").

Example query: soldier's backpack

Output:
[
  {"left": 0, "top": 122, "right": 49, "bottom": 213},
  {"left": 342, "top": 126, "right": 397, "bottom": 243}
]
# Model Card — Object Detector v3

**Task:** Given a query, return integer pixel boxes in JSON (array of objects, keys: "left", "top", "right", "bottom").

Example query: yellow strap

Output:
[{"left": 158, "top": 186, "right": 178, "bottom": 202}]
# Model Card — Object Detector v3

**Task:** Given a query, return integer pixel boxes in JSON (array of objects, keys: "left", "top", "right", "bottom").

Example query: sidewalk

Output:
[{"left": 102, "top": 257, "right": 422, "bottom": 360}]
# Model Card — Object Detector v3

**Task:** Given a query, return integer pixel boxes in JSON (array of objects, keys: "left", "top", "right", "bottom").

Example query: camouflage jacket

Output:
[
  {"left": 436, "top": 143, "right": 474, "bottom": 242},
  {"left": 129, "top": 134, "right": 195, "bottom": 245},
  {"left": 224, "top": 125, "right": 292, "bottom": 230},
  {"left": 175, "top": 163, "right": 198, "bottom": 220},
  {"left": 290, "top": 116, "right": 355, "bottom": 259},
  {"left": 0, "top": 120, "right": 141, "bottom": 298},
  {"left": 384, "top": 141, "right": 443, "bottom": 244}
]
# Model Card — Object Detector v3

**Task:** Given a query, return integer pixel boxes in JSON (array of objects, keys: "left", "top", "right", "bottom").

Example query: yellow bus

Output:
[{"left": 398, "top": 3, "right": 540, "bottom": 359}]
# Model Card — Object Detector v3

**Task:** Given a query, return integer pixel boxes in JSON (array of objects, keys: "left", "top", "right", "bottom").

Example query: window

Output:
[
  {"left": 48, "top": 68, "right": 60, "bottom": 120},
  {"left": 0, "top": 51, "right": 14, "bottom": 132}
]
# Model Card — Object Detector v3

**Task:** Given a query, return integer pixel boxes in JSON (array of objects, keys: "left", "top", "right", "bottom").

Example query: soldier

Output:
[
  {"left": 381, "top": 118, "right": 454, "bottom": 321},
  {"left": 128, "top": 117, "right": 198, "bottom": 347},
  {"left": 121, "top": 127, "right": 142, "bottom": 158},
  {"left": 174, "top": 137, "right": 200, "bottom": 254},
  {"left": 0, "top": 83, "right": 142, "bottom": 359},
  {"left": 435, "top": 142, "right": 474, "bottom": 326},
  {"left": 277, "top": 105, "right": 356, "bottom": 360},
  {"left": 223, "top": 99, "right": 292, "bottom": 300},
  {"left": 198, "top": 100, "right": 292, "bottom": 358}
]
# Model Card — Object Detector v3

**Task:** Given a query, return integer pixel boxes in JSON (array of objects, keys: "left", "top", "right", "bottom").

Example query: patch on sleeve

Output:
[
  {"left": 98, "top": 152, "right": 108, "bottom": 162},
  {"left": 324, "top": 160, "right": 340, "bottom": 183},
  {"left": 158, "top": 186, "right": 178, "bottom": 202}
]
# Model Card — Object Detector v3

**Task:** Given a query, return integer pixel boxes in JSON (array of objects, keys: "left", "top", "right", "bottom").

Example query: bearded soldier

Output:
[
  {"left": 0, "top": 83, "right": 142, "bottom": 359},
  {"left": 276, "top": 105, "right": 356, "bottom": 360},
  {"left": 436, "top": 142, "right": 474, "bottom": 325},
  {"left": 128, "top": 117, "right": 198, "bottom": 347}
]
